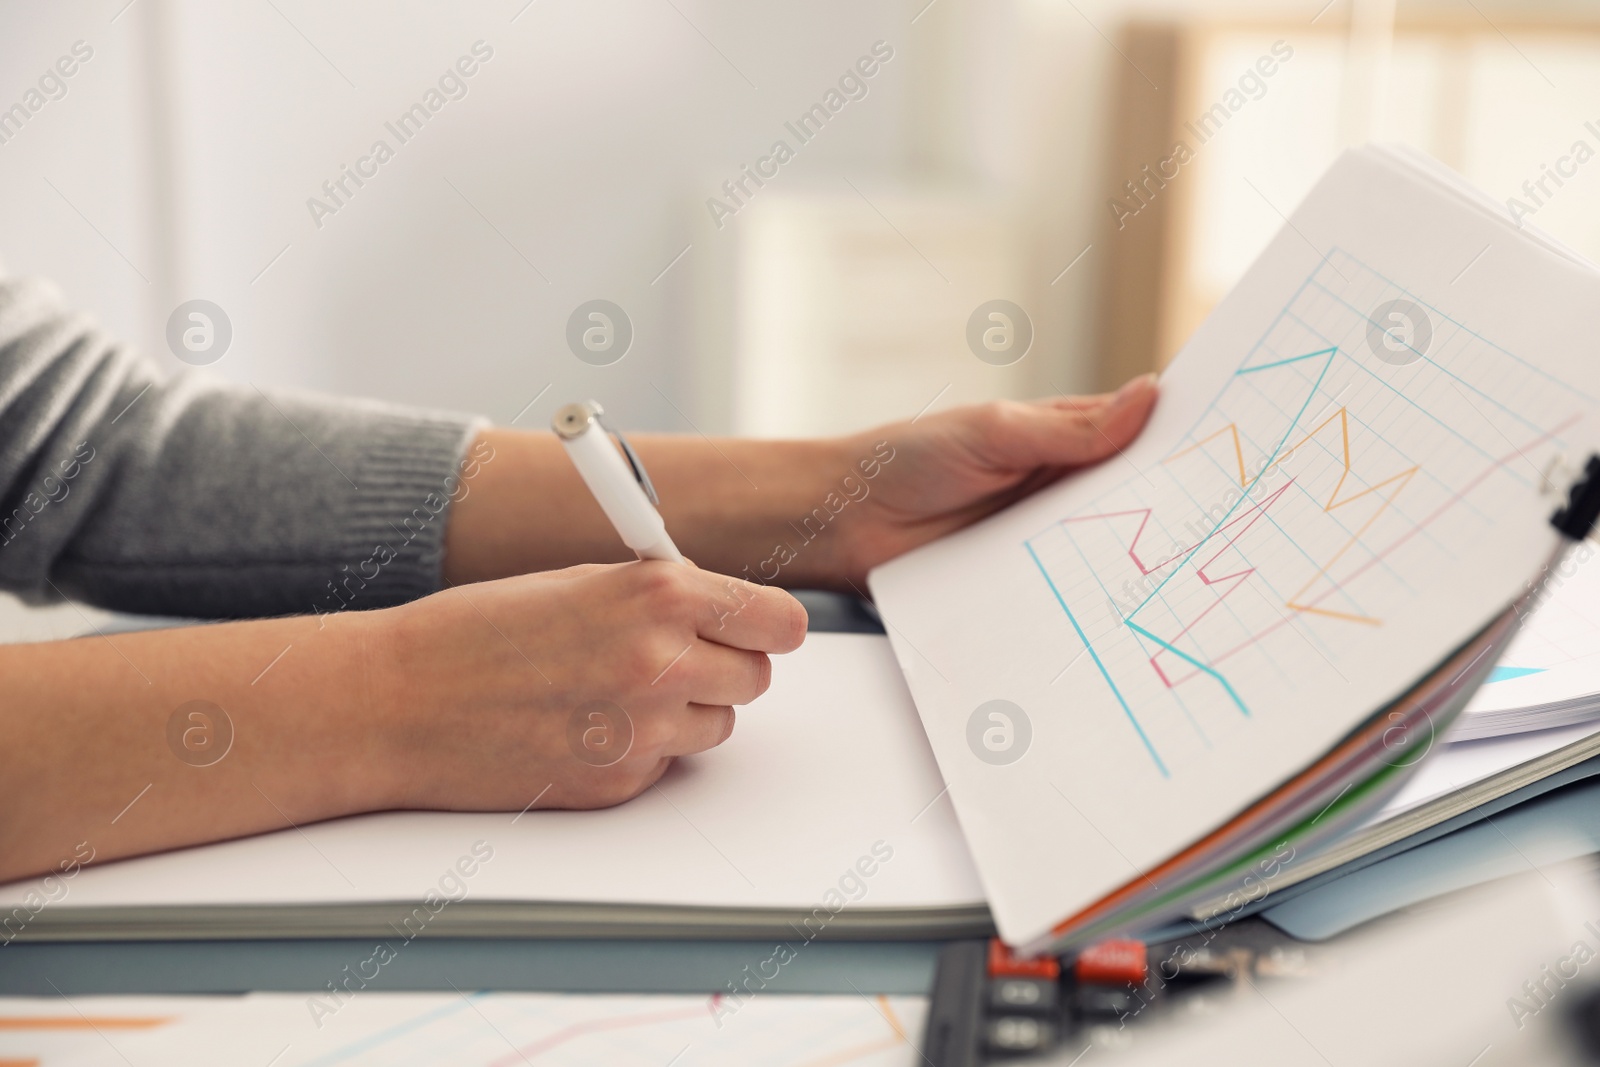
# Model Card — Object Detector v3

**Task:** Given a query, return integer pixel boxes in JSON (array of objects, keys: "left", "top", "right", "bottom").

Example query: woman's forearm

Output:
[
  {"left": 1, "top": 548, "right": 809, "bottom": 885},
  {"left": 0, "top": 611, "right": 392, "bottom": 884},
  {"left": 442, "top": 427, "right": 864, "bottom": 589}
]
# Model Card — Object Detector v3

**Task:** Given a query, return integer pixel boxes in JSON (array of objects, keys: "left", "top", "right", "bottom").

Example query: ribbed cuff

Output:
[{"left": 321, "top": 413, "right": 489, "bottom": 610}]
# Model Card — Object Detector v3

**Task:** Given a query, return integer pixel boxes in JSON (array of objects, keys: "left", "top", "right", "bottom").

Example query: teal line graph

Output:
[
  {"left": 1235, "top": 347, "right": 1338, "bottom": 376},
  {"left": 1486, "top": 665, "right": 1546, "bottom": 683},
  {"left": 1026, "top": 250, "right": 1589, "bottom": 778},
  {"left": 1026, "top": 539, "right": 1167, "bottom": 776}
]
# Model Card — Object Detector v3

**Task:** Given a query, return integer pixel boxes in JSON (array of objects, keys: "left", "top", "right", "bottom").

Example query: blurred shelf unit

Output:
[
  {"left": 693, "top": 188, "right": 1028, "bottom": 438},
  {"left": 1099, "top": 15, "right": 1600, "bottom": 390}
]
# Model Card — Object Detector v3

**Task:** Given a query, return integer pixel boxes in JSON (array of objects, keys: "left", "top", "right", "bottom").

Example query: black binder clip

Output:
[{"left": 1552, "top": 454, "right": 1600, "bottom": 541}]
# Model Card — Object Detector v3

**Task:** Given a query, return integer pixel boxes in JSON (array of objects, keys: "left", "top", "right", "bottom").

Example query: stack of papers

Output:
[
  {"left": 1188, "top": 717, "right": 1600, "bottom": 921},
  {"left": 1451, "top": 541, "right": 1600, "bottom": 740}
]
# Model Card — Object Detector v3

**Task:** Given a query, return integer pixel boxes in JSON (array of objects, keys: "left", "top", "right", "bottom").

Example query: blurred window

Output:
[{"left": 1100, "top": 17, "right": 1600, "bottom": 385}]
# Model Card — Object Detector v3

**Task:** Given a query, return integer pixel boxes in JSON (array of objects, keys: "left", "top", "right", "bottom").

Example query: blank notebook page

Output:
[{"left": 0, "top": 632, "right": 983, "bottom": 913}]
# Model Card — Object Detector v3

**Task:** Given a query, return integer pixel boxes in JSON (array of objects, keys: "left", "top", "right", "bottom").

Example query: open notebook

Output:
[
  {"left": 871, "top": 145, "right": 1600, "bottom": 953},
  {"left": 0, "top": 632, "right": 989, "bottom": 941}
]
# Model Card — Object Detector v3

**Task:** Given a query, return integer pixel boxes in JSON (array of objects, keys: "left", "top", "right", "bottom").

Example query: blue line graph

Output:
[{"left": 1026, "top": 250, "right": 1591, "bottom": 777}]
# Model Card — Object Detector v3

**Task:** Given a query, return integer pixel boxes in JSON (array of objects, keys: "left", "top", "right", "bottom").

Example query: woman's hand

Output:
[
  {"left": 373, "top": 561, "right": 807, "bottom": 811},
  {"left": 0, "top": 560, "right": 804, "bottom": 882},
  {"left": 442, "top": 375, "right": 1158, "bottom": 594},
  {"left": 821, "top": 374, "right": 1159, "bottom": 587}
]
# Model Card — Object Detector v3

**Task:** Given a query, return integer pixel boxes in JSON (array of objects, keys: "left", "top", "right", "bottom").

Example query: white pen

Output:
[{"left": 552, "top": 400, "right": 686, "bottom": 564}]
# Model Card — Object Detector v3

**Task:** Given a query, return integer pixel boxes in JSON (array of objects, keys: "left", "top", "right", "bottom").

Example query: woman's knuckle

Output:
[
  {"left": 640, "top": 563, "right": 691, "bottom": 601},
  {"left": 633, "top": 710, "right": 675, "bottom": 752},
  {"left": 618, "top": 636, "right": 665, "bottom": 684},
  {"left": 987, "top": 399, "right": 1030, "bottom": 435},
  {"left": 965, "top": 405, "right": 1008, "bottom": 451}
]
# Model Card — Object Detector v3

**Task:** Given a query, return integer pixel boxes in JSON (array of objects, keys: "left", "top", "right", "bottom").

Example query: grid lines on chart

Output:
[{"left": 1026, "top": 249, "right": 1592, "bottom": 778}]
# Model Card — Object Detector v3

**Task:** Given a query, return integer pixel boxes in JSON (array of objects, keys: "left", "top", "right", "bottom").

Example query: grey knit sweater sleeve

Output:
[{"left": 0, "top": 272, "right": 484, "bottom": 619}]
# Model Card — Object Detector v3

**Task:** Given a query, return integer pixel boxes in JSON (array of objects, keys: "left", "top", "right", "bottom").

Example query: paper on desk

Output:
[
  {"left": 1452, "top": 540, "right": 1600, "bottom": 738},
  {"left": 1377, "top": 720, "right": 1600, "bottom": 819},
  {"left": 18, "top": 992, "right": 928, "bottom": 1067},
  {"left": 0, "top": 633, "right": 983, "bottom": 916}
]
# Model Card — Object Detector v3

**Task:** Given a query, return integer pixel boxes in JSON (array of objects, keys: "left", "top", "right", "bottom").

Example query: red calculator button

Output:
[
  {"left": 987, "top": 938, "right": 1061, "bottom": 979},
  {"left": 1075, "top": 939, "right": 1148, "bottom": 986}
]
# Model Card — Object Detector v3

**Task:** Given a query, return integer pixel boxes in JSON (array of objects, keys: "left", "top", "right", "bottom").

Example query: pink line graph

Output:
[
  {"left": 1057, "top": 410, "right": 1578, "bottom": 696},
  {"left": 1063, "top": 482, "right": 1295, "bottom": 688}
]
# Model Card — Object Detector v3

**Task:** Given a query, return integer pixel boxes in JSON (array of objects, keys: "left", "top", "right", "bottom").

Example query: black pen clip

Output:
[{"left": 597, "top": 413, "right": 661, "bottom": 507}]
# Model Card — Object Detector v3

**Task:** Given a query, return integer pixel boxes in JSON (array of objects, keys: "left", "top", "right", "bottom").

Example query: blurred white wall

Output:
[
  {"left": 0, "top": 0, "right": 1593, "bottom": 633},
  {"left": 4, "top": 0, "right": 1585, "bottom": 435},
  {"left": 0, "top": 5, "right": 164, "bottom": 353},
  {"left": 2, "top": 0, "right": 917, "bottom": 434}
]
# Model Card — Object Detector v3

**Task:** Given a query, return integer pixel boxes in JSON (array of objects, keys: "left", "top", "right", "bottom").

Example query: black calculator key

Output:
[
  {"left": 984, "top": 1015, "right": 1057, "bottom": 1054},
  {"left": 987, "top": 978, "right": 1059, "bottom": 1015},
  {"left": 1074, "top": 984, "right": 1139, "bottom": 1017}
]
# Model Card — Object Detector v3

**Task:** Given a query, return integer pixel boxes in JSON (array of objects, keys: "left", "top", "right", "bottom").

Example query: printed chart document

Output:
[
  {"left": 2, "top": 992, "right": 926, "bottom": 1067},
  {"left": 871, "top": 146, "right": 1600, "bottom": 949}
]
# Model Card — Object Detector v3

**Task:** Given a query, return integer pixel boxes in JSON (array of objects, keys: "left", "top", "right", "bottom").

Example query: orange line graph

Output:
[
  {"left": 1165, "top": 407, "right": 1419, "bottom": 625},
  {"left": 0, "top": 1013, "right": 174, "bottom": 1067},
  {"left": 1278, "top": 407, "right": 1418, "bottom": 623},
  {"left": 0, "top": 1016, "right": 171, "bottom": 1031},
  {"left": 1166, "top": 423, "right": 1249, "bottom": 486},
  {"left": 788, "top": 996, "right": 908, "bottom": 1067}
]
